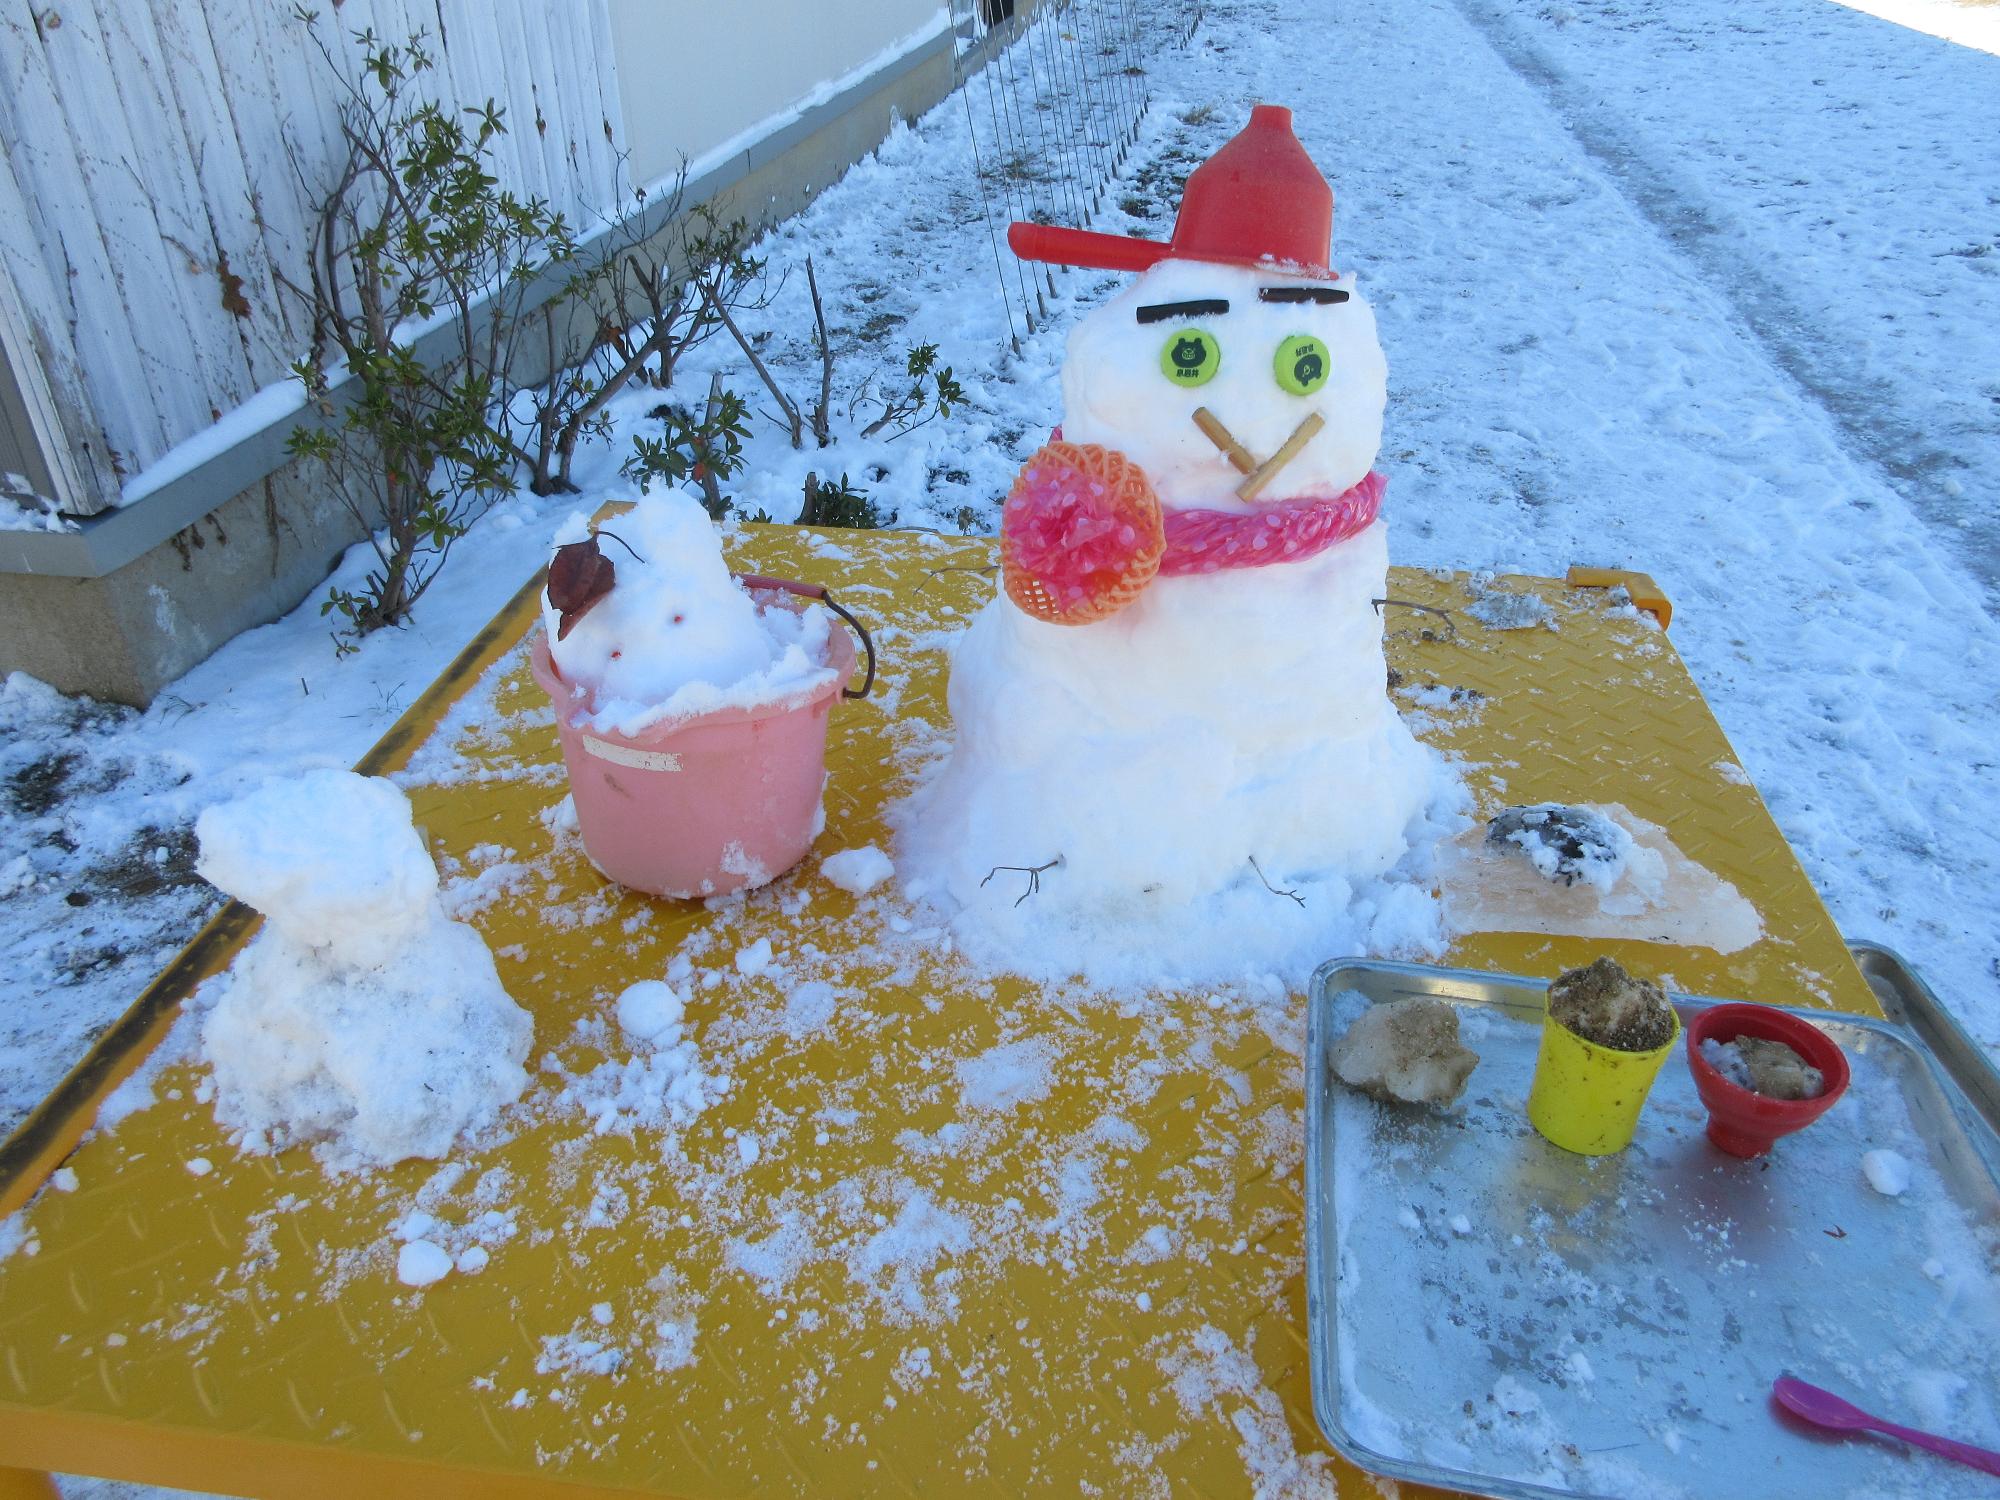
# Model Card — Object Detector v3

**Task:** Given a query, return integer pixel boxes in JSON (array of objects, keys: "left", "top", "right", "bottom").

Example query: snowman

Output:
[{"left": 904, "top": 107, "right": 1435, "bottom": 920}]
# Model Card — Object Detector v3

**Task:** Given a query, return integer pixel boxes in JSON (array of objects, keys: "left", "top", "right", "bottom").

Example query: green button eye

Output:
[
  {"left": 1274, "top": 334, "right": 1330, "bottom": 395},
  {"left": 1160, "top": 327, "right": 1220, "bottom": 387}
]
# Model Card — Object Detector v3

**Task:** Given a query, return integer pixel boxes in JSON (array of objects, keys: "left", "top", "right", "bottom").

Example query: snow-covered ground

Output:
[
  {"left": 6, "top": 0, "right": 1999, "bottom": 1486},
  {"left": 7, "top": 0, "right": 1998, "bottom": 1127}
]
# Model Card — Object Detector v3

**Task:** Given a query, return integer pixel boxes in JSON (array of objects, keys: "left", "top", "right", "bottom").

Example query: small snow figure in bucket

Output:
[
  {"left": 531, "top": 494, "right": 872, "bottom": 900},
  {"left": 906, "top": 106, "right": 1435, "bottom": 915}
]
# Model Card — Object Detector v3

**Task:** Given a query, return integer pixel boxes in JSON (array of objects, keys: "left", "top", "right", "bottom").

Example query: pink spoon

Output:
[{"left": 1773, "top": 1376, "right": 2000, "bottom": 1478}]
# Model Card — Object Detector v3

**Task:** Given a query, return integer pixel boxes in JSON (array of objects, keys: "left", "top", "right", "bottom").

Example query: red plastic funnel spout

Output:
[{"left": 1685, "top": 1004, "right": 1850, "bottom": 1158}]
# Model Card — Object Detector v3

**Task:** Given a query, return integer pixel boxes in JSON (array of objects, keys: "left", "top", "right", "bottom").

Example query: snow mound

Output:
[
  {"left": 542, "top": 494, "right": 835, "bottom": 736},
  {"left": 196, "top": 772, "right": 532, "bottom": 1169},
  {"left": 196, "top": 769, "right": 438, "bottom": 968}
]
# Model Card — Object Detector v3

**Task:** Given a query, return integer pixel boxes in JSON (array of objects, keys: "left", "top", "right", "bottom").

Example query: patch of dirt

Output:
[
  {"left": 92, "top": 825, "right": 205, "bottom": 901},
  {"left": 7, "top": 750, "right": 81, "bottom": 816}
]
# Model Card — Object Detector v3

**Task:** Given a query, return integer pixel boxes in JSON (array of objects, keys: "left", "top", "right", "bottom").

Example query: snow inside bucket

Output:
[{"left": 532, "top": 590, "right": 860, "bottom": 900}]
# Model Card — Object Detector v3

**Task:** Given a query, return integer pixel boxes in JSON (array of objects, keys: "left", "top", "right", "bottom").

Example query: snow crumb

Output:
[
  {"left": 1466, "top": 583, "right": 1555, "bottom": 631},
  {"left": 737, "top": 1134, "right": 762, "bottom": 1165},
  {"left": 850, "top": 1189, "right": 973, "bottom": 1321},
  {"left": 456, "top": 1246, "right": 490, "bottom": 1275},
  {"left": 651, "top": 1317, "right": 697, "bottom": 1372},
  {"left": 1862, "top": 1149, "right": 1912, "bottom": 1197},
  {"left": 397, "top": 1240, "right": 453, "bottom": 1287},
  {"left": 822, "top": 844, "right": 896, "bottom": 895},
  {"left": 550, "top": 1011, "right": 723, "bottom": 1137},
  {"left": 615, "top": 980, "right": 685, "bottom": 1047},
  {"left": 956, "top": 1038, "right": 1054, "bottom": 1112},
  {"left": 536, "top": 1332, "right": 624, "bottom": 1378},
  {"left": 1163, "top": 1326, "right": 1333, "bottom": 1495},
  {"left": 185, "top": 1157, "right": 212, "bottom": 1177},
  {"left": 0, "top": 1213, "right": 38, "bottom": 1262},
  {"left": 735, "top": 937, "right": 775, "bottom": 977},
  {"left": 590, "top": 1302, "right": 614, "bottom": 1326},
  {"left": 51, "top": 1168, "right": 77, "bottom": 1193},
  {"left": 783, "top": 980, "right": 838, "bottom": 1038},
  {"left": 1450, "top": 1214, "right": 1472, "bottom": 1236}
]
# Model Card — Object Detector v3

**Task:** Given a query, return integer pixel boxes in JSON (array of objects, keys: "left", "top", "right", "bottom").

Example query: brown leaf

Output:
[
  {"left": 548, "top": 537, "right": 616, "bottom": 641},
  {"left": 217, "top": 247, "right": 251, "bottom": 320}
]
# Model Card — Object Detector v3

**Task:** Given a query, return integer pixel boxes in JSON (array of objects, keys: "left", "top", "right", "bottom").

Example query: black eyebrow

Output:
[
  {"left": 1258, "top": 286, "right": 1349, "bottom": 305},
  {"left": 1136, "top": 299, "right": 1229, "bottom": 324}
]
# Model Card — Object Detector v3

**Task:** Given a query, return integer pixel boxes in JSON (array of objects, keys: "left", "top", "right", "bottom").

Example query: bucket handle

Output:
[{"left": 736, "top": 575, "right": 877, "bottom": 699}]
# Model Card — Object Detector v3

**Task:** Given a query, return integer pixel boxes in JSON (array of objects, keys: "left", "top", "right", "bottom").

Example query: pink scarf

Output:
[
  {"left": 1159, "top": 470, "right": 1384, "bottom": 575},
  {"left": 1000, "top": 437, "right": 1386, "bottom": 625}
]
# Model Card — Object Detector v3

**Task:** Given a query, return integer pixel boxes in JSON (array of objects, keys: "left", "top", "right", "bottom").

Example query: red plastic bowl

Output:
[{"left": 1685, "top": 1003, "right": 1850, "bottom": 1158}]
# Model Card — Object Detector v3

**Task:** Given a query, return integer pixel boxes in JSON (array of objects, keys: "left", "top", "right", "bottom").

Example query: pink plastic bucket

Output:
[{"left": 531, "top": 580, "right": 869, "bottom": 899}]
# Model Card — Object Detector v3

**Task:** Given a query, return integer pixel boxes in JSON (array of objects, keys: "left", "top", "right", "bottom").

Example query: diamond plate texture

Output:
[{"left": 0, "top": 534, "right": 1873, "bottom": 1498}]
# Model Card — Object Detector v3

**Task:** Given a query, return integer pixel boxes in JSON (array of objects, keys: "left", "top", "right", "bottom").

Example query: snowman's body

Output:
[{"left": 907, "top": 259, "right": 1433, "bottom": 909}]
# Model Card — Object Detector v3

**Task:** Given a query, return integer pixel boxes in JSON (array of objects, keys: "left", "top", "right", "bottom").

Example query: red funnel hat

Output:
[{"left": 1008, "top": 105, "right": 1336, "bottom": 279}]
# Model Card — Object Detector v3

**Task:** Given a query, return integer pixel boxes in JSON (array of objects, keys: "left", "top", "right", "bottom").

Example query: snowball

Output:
[
  {"left": 196, "top": 775, "right": 532, "bottom": 1169},
  {"left": 615, "top": 980, "right": 685, "bottom": 1047},
  {"left": 1330, "top": 997, "right": 1480, "bottom": 1107},
  {"left": 822, "top": 845, "right": 895, "bottom": 895},
  {"left": 195, "top": 770, "right": 438, "bottom": 968},
  {"left": 542, "top": 495, "right": 836, "bottom": 735},
  {"left": 1700, "top": 1036, "right": 1824, "bottom": 1100},
  {"left": 1862, "top": 1149, "right": 1912, "bottom": 1197},
  {"left": 397, "top": 1240, "right": 453, "bottom": 1287}
]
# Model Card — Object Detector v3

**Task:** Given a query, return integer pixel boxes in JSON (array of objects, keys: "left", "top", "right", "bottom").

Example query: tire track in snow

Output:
[{"left": 1443, "top": 0, "right": 2000, "bottom": 616}]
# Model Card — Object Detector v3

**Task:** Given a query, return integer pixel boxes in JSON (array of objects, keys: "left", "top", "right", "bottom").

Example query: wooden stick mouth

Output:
[
  {"left": 1236, "top": 413, "right": 1326, "bottom": 501},
  {"left": 1192, "top": 407, "right": 1256, "bottom": 476}
]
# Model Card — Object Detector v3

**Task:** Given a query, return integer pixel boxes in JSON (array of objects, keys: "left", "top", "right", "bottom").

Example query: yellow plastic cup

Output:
[{"left": 1527, "top": 1005, "right": 1683, "bottom": 1156}]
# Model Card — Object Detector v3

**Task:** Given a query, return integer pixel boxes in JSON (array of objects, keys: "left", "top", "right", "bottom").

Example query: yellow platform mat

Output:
[{"left": 0, "top": 529, "right": 1874, "bottom": 1499}]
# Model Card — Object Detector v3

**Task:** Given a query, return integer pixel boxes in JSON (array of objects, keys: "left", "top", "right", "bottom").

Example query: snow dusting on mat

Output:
[{"left": 2, "top": 0, "right": 1998, "bottom": 1496}]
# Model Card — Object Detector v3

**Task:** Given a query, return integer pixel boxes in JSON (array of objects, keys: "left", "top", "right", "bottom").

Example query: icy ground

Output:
[{"left": 6, "top": 0, "right": 1998, "bottom": 1492}]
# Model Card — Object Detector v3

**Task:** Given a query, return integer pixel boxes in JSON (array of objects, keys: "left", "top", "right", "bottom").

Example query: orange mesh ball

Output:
[{"left": 1000, "top": 442, "right": 1165, "bottom": 626}]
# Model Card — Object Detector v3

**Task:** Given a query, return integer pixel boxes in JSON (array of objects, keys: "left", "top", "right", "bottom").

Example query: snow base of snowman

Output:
[{"left": 897, "top": 523, "right": 1465, "bottom": 990}]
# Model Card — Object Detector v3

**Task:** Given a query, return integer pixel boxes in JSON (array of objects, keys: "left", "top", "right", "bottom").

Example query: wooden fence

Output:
[{"left": 0, "top": 0, "right": 629, "bottom": 513}]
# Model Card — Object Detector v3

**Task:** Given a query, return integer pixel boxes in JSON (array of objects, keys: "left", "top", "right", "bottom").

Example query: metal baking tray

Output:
[{"left": 1304, "top": 958, "right": 2000, "bottom": 1500}]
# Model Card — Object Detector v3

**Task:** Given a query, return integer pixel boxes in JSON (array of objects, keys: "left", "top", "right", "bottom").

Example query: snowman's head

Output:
[{"left": 1058, "top": 258, "right": 1386, "bottom": 512}]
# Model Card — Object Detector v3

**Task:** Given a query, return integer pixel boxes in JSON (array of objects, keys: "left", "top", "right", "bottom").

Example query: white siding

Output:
[
  {"left": 607, "top": 0, "right": 947, "bottom": 191},
  {"left": 0, "top": 0, "right": 628, "bottom": 513}
]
